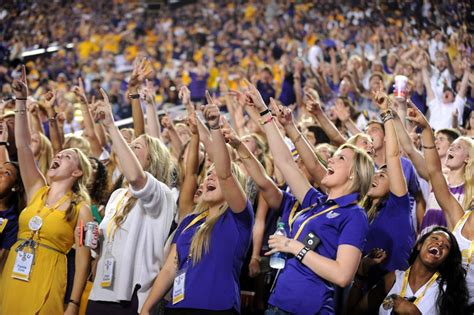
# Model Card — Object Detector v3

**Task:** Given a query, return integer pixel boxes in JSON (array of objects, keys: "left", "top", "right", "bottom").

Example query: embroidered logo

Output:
[{"left": 326, "top": 211, "right": 340, "bottom": 219}]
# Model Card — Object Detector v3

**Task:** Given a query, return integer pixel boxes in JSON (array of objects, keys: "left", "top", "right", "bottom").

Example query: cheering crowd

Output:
[{"left": 0, "top": 1, "right": 474, "bottom": 315}]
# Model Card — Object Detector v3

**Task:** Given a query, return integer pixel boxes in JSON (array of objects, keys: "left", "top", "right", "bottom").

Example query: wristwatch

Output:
[{"left": 0, "top": 141, "right": 9, "bottom": 147}]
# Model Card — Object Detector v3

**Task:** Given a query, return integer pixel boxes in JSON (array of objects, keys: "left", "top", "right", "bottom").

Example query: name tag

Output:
[
  {"left": 172, "top": 270, "right": 186, "bottom": 304},
  {"left": 100, "top": 257, "right": 115, "bottom": 287},
  {"left": 0, "top": 218, "right": 7, "bottom": 233},
  {"left": 12, "top": 251, "right": 34, "bottom": 281}
]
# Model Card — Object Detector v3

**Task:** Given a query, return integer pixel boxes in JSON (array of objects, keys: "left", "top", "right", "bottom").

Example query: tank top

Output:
[
  {"left": 452, "top": 211, "right": 474, "bottom": 304},
  {"left": 379, "top": 270, "right": 442, "bottom": 315}
]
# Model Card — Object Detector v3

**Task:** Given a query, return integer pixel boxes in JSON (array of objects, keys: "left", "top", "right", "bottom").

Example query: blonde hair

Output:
[
  {"left": 189, "top": 162, "right": 247, "bottom": 265},
  {"left": 248, "top": 133, "right": 274, "bottom": 176},
  {"left": 36, "top": 133, "right": 53, "bottom": 177},
  {"left": 458, "top": 137, "right": 474, "bottom": 210},
  {"left": 339, "top": 143, "right": 375, "bottom": 199},
  {"left": 63, "top": 135, "right": 91, "bottom": 157},
  {"left": 346, "top": 133, "right": 372, "bottom": 147},
  {"left": 64, "top": 148, "right": 92, "bottom": 222},
  {"left": 114, "top": 134, "right": 173, "bottom": 228}
]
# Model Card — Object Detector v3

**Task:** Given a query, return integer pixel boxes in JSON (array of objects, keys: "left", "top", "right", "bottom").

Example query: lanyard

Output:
[
  {"left": 41, "top": 190, "right": 72, "bottom": 212},
  {"left": 399, "top": 267, "right": 440, "bottom": 306},
  {"left": 183, "top": 210, "right": 209, "bottom": 233},
  {"left": 292, "top": 204, "right": 340, "bottom": 240},
  {"left": 453, "top": 211, "right": 474, "bottom": 267},
  {"left": 106, "top": 190, "right": 130, "bottom": 241}
]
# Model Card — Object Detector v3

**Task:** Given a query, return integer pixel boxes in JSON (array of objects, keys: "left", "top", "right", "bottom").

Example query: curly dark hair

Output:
[
  {"left": 408, "top": 227, "right": 473, "bottom": 315},
  {"left": 88, "top": 157, "right": 110, "bottom": 207},
  {"left": 4, "top": 162, "right": 26, "bottom": 212}
]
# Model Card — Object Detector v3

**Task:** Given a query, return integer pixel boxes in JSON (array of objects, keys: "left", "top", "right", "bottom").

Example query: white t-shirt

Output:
[
  {"left": 427, "top": 94, "right": 466, "bottom": 130},
  {"left": 452, "top": 211, "right": 474, "bottom": 304},
  {"left": 379, "top": 270, "right": 443, "bottom": 315},
  {"left": 308, "top": 45, "right": 323, "bottom": 69},
  {"left": 429, "top": 67, "right": 452, "bottom": 100},
  {"left": 89, "top": 172, "right": 176, "bottom": 311}
]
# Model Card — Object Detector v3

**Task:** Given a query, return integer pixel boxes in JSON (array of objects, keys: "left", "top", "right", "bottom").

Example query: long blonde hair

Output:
[
  {"left": 189, "top": 162, "right": 247, "bottom": 265},
  {"left": 114, "top": 134, "right": 173, "bottom": 227},
  {"left": 458, "top": 137, "right": 474, "bottom": 210},
  {"left": 339, "top": 143, "right": 375, "bottom": 199},
  {"left": 64, "top": 148, "right": 92, "bottom": 222},
  {"left": 63, "top": 135, "right": 92, "bottom": 157},
  {"left": 36, "top": 133, "right": 53, "bottom": 177}
]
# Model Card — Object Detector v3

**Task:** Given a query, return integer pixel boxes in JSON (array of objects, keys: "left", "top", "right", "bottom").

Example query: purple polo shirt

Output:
[
  {"left": 269, "top": 188, "right": 369, "bottom": 314},
  {"left": 0, "top": 206, "right": 18, "bottom": 250},
  {"left": 168, "top": 201, "right": 253, "bottom": 312},
  {"left": 363, "top": 192, "right": 414, "bottom": 286}
]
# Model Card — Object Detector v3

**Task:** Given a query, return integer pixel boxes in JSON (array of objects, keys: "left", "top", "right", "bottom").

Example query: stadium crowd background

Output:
[{"left": 0, "top": 0, "right": 473, "bottom": 315}]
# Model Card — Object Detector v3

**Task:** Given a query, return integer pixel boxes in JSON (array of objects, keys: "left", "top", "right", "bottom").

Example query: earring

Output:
[
  {"left": 11, "top": 187, "right": 16, "bottom": 192},
  {"left": 349, "top": 176, "right": 354, "bottom": 180}
]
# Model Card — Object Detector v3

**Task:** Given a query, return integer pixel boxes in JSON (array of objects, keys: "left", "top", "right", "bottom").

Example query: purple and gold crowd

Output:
[{"left": 0, "top": 1, "right": 473, "bottom": 315}]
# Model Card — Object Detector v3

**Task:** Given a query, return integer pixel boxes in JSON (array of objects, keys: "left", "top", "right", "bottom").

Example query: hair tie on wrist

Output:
[{"left": 422, "top": 144, "right": 436, "bottom": 150}]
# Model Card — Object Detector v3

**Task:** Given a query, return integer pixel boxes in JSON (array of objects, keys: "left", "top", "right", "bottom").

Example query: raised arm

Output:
[
  {"left": 246, "top": 81, "right": 311, "bottom": 203},
  {"left": 73, "top": 78, "right": 102, "bottom": 158},
  {"left": 0, "top": 121, "right": 10, "bottom": 164},
  {"left": 161, "top": 114, "right": 183, "bottom": 160},
  {"left": 271, "top": 97, "right": 327, "bottom": 190},
  {"left": 202, "top": 93, "right": 247, "bottom": 213},
  {"left": 392, "top": 101, "right": 429, "bottom": 180},
  {"left": 93, "top": 89, "right": 147, "bottom": 191},
  {"left": 333, "top": 98, "right": 361, "bottom": 136},
  {"left": 406, "top": 103, "right": 464, "bottom": 229},
  {"left": 458, "top": 59, "right": 471, "bottom": 99},
  {"left": 27, "top": 102, "right": 44, "bottom": 135},
  {"left": 128, "top": 58, "right": 152, "bottom": 137},
  {"left": 177, "top": 112, "right": 200, "bottom": 221},
  {"left": 42, "top": 91, "right": 63, "bottom": 155},
  {"left": 12, "top": 65, "right": 46, "bottom": 201},
  {"left": 374, "top": 88, "right": 407, "bottom": 196},
  {"left": 143, "top": 80, "right": 161, "bottom": 139},
  {"left": 421, "top": 56, "right": 435, "bottom": 103},
  {"left": 305, "top": 88, "right": 346, "bottom": 146},
  {"left": 222, "top": 127, "right": 283, "bottom": 210}
]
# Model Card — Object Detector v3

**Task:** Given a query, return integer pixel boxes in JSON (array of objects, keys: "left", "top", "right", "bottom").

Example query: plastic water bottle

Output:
[{"left": 270, "top": 222, "right": 287, "bottom": 269}]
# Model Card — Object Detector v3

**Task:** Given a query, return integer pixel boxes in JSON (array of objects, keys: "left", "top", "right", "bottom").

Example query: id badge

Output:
[
  {"left": 12, "top": 251, "right": 34, "bottom": 281},
  {"left": 172, "top": 269, "right": 186, "bottom": 305},
  {"left": 100, "top": 243, "right": 115, "bottom": 287},
  {"left": 0, "top": 218, "right": 7, "bottom": 233},
  {"left": 100, "top": 257, "right": 115, "bottom": 287}
]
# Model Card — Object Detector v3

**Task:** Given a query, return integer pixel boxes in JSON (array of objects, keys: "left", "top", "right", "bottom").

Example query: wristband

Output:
[
  {"left": 13, "top": 109, "right": 26, "bottom": 115},
  {"left": 15, "top": 97, "right": 27, "bottom": 101},
  {"left": 0, "top": 141, "right": 9, "bottom": 147},
  {"left": 69, "top": 299, "right": 80, "bottom": 307},
  {"left": 251, "top": 256, "right": 261, "bottom": 262},
  {"left": 260, "top": 115, "right": 273, "bottom": 126},
  {"left": 422, "top": 144, "right": 436, "bottom": 150},
  {"left": 296, "top": 246, "right": 310, "bottom": 262},
  {"left": 209, "top": 124, "right": 221, "bottom": 130},
  {"left": 128, "top": 93, "right": 140, "bottom": 100},
  {"left": 49, "top": 112, "right": 58, "bottom": 121},
  {"left": 259, "top": 109, "right": 271, "bottom": 117}
]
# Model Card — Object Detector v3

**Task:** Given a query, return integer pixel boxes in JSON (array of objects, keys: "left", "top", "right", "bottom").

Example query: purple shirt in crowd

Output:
[
  {"left": 188, "top": 72, "right": 209, "bottom": 102},
  {"left": 0, "top": 206, "right": 18, "bottom": 250},
  {"left": 363, "top": 192, "right": 415, "bottom": 286},
  {"left": 168, "top": 201, "right": 254, "bottom": 312},
  {"left": 269, "top": 188, "right": 368, "bottom": 315}
]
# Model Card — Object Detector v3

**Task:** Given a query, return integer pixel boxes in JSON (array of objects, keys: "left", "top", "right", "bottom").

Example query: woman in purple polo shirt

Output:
[
  {"left": 244, "top": 83, "right": 374, "bottom": 315},
  {"left": 141, "top": 96, "right": 253, "bottom": 315},
  {"left": 356, "top": 89, "right": 415, "bottom": 287}
]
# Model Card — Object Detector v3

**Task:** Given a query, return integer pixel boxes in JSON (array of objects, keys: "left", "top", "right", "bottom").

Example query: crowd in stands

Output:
[{"left": 0, "top": 0, "right": 473, "bottom": 314}]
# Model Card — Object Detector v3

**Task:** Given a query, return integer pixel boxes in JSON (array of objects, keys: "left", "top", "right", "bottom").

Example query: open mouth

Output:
[
  {"left": 428, "top": 247, "right": 441, "bottom": 257},
  {"left": 50, "top": 161, "right": 60, "bottom": 170},
  {"left": 206, "top": 183, "right": 216, "bottom": 192},
  {"left": 327, "top": 167, "right": 335, "bottom": 175},
  {"left": 447, "top": 154, "right": 454, "bottom": 160},
  {"left": 371, "top": 182, "right": 378, "bottom": 188}
]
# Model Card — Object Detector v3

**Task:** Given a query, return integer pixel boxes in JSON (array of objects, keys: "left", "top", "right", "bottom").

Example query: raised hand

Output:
[
  {"left": 201, "top": 91, "right": 221, "bottom": 129},
  {"left": 270, "top": 98, "right": 293, "bottom": 127},
  {"left": 179, "top": 85, "right": 194, "bottom": 113},
  {"left": 221, "top": 127, "right": 241, "bottom": 149},
  {"left": 371, "top": 85, "right": 389, "bottom": 111},
  {"left": 187, "top": 111, "right": 198, "bottom": 135},
  {"left": 243, "top": 79, "right": 267, "bottom": 111},
  {"left": 334, "top": 101, "right": 351, "bottom": 122},
  {"left": 405, "top": 102, "right": 430, "bottom": 130},
  {"left": 72, "top": 78, "right": 88, "bottom": 104},
  {"left": 305, "top": 89, "right": 323, "bottom": 116},
  {"left": 91, "top": 88, "right": 114, "bottom": 127},
  {"left": 129, "top": 57, "right": 153, "bottom": 90},
  {"left": 12, "top": 65, "right": 28, "bottom": 99},
  {"left": 142, "top": 79, "right": 156, "bottom": 105}
]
